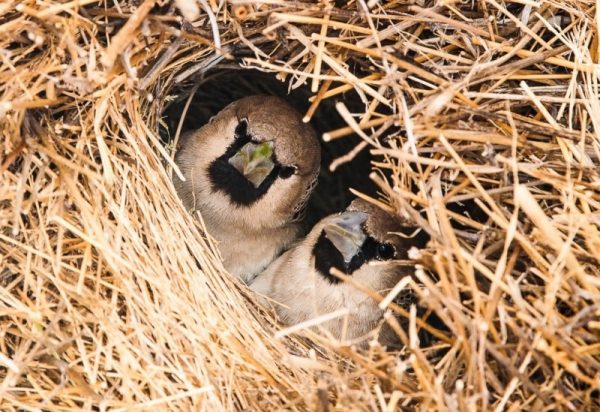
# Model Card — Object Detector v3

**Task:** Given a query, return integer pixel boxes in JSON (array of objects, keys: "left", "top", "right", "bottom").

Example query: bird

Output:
[
  {"left": 250, "top": 198, "right": 426, "bottom": 345},
  {"left": 174, "top": 95, "right": 321, "bottom": 283}
]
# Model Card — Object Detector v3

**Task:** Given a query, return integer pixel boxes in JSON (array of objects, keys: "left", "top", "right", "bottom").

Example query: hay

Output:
[{"left": 1, "top": 0, "right": 599, "bottom": 410}]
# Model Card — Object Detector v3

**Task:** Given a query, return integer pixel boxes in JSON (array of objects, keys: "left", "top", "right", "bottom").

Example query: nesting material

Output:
[{"left": 1, "top": 1, "right": 599, "bottom": 410}]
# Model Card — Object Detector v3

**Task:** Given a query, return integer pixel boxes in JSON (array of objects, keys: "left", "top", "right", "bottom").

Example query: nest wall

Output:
[{"left": 1, "top": 0, "right": 600, "bottom": 410}]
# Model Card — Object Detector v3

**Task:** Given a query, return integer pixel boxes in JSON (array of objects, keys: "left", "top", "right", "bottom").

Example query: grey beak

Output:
[
  {"left": 228, "top": 141, "right": 275, "bottom": 188},
  {"left": 323, "top": 211, "right": 368, "bottom": 263}
]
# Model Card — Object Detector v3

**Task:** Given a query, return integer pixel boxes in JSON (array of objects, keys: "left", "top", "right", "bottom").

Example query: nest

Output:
[{"left": 2, "top": 0, "right": 600, "bottom": 410}]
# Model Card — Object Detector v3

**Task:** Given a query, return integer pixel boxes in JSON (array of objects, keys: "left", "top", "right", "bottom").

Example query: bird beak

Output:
[
  {"left": 323, "top": 211, "right": 369, "bottom": 263},
  {"left": 228, "top": 141, "right": 275, "bottom": 188}
]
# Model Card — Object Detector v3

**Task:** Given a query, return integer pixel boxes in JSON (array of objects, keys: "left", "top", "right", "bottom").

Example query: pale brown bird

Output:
[
  {"left": 174, "top": 95, "right": 321, "bottom": 283},
  {"left": 251, "top": 198, "right": 424, "bottom": 344}
]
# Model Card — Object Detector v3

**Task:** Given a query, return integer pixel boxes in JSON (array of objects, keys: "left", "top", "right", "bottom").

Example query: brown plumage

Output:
[
  {"left": 174, "top": 95, "right": 320, "bottom": 283},
  {"left": 251, "top": 198, "right": 424, "bottom": 346}
]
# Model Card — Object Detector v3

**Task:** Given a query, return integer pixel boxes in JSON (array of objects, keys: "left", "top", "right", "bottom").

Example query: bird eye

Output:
[
  {"left": 234, "top": 119, "right": 249, "bottom": 139},
  {"left": 279, "top": 165, "right": 297, "bottom": 179},
  {"left": 376, "top": 243, "right": 395, "bottom": 260}
]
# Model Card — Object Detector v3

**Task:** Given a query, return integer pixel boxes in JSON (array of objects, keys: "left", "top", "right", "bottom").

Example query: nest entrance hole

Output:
[{"left": 162, "top": 69, "right": 379, "bottom": 226}]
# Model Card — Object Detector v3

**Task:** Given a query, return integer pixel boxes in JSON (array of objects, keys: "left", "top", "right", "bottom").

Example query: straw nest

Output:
[{"left": 2, "top": 0, "right": 600, "bottom": 410}]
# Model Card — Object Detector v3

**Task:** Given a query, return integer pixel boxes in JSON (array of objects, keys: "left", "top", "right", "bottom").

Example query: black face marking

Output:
[
  {"left": 313, "top": 232, "right": 397, "bottom": 284},
  {"left": 208, "top": 119, "right": 287, "bottom": 206}
]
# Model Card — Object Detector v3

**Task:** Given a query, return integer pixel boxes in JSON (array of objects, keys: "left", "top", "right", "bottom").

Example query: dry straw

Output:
[{"left": 1, "top": 0, "right": 600, "bottom": 410}]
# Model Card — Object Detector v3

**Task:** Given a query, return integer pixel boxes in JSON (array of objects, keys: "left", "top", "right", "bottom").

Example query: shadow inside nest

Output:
[{"left": 161, "top": 68, "right": 378, "bottom": 228}]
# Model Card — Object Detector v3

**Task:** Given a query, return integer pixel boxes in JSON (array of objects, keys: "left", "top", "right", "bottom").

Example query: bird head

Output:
[
  {"left": 174, "top": 95, "right": 320, "bottom": 229},
  {"left": 311, "top": 199, "right": 422, "bottom": 292}
]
